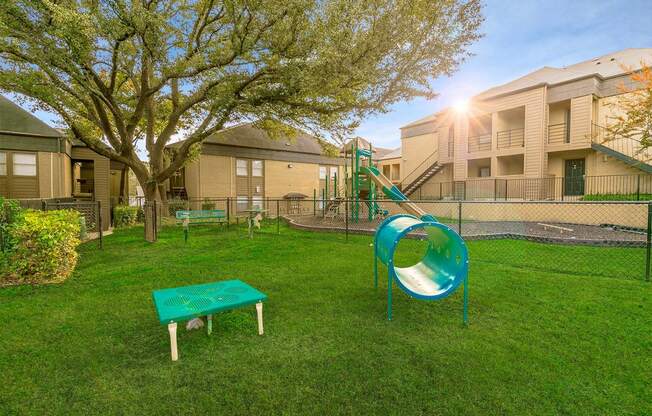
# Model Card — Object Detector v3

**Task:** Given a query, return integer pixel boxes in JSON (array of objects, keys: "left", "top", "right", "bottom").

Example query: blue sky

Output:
[
  {"left": 356, "top": 0, "right": 652, "bottom": 149},
  {"left": 15, "top": 0, "right": 652, "bottom": 153}
]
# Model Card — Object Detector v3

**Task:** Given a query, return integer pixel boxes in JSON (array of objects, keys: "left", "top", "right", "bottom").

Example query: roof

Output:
[
  {"left": 204, "top": 122, "right": 330, "bottom": 155},
  {"left": 0, "top": 95, "right": 62, "bottom": 138},
  {"left": 379, "top": 148, "right": 401, "bottom": 160},
  {"left": 476, "top": 48, "right": 652, "bottom": 100},
  {"left": 341, "top": 137, "right": 392, "bottom": 158},
  {"left": 400, "top": 48, "right": 652, "bottom": 130}
]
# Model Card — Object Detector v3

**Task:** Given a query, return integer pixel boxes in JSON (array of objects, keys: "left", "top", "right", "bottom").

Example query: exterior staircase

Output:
[
  {"left": 590, "top": 124, "right": 652, "bottom": 174},
  {"left": 401, "top": 161, "right": 444, "bottom": 196}
]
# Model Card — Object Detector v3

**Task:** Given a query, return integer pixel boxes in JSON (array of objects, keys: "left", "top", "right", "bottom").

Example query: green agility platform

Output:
[{"left": 152, "top": 279, "right": 267, "bottom": 361}]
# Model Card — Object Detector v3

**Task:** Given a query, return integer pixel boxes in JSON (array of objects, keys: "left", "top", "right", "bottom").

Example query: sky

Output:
[
  {"left": 355, "top": 0, "right": 652, "bottom": 150},
  {"left": 11, "top": 0, "right": 652, "bottom": 154}
]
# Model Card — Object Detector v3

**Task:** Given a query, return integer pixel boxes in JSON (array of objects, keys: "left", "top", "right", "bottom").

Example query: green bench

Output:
[
  {"left": 152, "top": 279, "right": 267, "bottom": 361},
  {"left": 175, "top": 209, "right": 226, "bottom": 241}
]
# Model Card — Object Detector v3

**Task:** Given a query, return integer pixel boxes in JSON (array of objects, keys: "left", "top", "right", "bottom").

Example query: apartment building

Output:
[
  {"left": 169, "top": 123, "right": 345, "bottom": 210},
  {"left": 399, "top": 48, "right": 652, "bottom": 199},
  {"left": 0, "top": 95, "right": 126, "bottom": 229}
]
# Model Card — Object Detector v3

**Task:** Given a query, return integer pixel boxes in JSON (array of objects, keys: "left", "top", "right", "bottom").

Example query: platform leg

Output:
[
  {"left": 463, "top": 274, "right": 469, "bottom": 327},
  {"left": 207, "top": 314, "right": 212, "bottom": 335},
  {"left": 256, "top": 302, "right": 264, "bottom": 335},
  {"left": 387, "top": 270, "right": 393, "bottom": 321},
  {"left": 168, "top": 322, "right": 178, "bottom": 361}
]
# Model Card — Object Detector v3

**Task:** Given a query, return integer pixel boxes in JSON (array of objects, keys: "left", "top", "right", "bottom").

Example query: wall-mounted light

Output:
[{"left": 288, "top": 164, "right": 294, "bottom": 168}]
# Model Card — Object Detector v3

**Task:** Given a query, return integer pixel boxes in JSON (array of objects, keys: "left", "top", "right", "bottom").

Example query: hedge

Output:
[
  {"left": 4, "top": 209, "right": 81, "bottom": 284},
  {"left": 113, "top": 205, "right": 140, "bottom": 227}
]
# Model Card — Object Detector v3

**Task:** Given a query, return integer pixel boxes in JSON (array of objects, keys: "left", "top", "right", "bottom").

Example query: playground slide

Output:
[
  {"left": 361, "top": 166, "right": 433, "bottom": 221},
  {"left": 364, "top": 166, "right": 469, "bottom": 323}
]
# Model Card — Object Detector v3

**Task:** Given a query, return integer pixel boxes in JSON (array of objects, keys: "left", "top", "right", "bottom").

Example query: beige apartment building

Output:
[
  {"left": 399, "top": 48, "right": 652, "bottom": 199},
  {"left": 170, "top": 123, "right": 345, "bottom": 210}
]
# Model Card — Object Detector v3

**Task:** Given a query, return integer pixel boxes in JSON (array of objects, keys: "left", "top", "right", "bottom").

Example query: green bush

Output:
[
  {"left": 581, "top": 193, "right": 652, "bottom": 201},
  {"left": 167, "top": 198, "right": 187, "bottom": 215},
  {"left": 202, "top": 199, "right": 216, "bottom": 210},
  {"left": 113, "top": 205, "right": 140, "bottom": 227},
  {"left": 5, "top": 209, "right": 81, "bottom": 284},
  {"left": 0, "top": 197, "right": 22, "bottom": 252}
]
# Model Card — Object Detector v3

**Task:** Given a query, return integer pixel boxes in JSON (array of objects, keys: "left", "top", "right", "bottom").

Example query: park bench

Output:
[{"left": 175, "top": 209, "right": 227, "bottom": 242}]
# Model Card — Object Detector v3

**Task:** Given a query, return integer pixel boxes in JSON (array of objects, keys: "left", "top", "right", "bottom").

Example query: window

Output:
[
  {"left": 13, "top": 153, "right": 36, "bottom": 176},
  {"left": 236, "top": 159, "right": 248, "bottom": 176},
  {"left": 479, "top": 167, "right": 491, "bottom": 177},
  {"left": 383, "top": 165, "right": 391, "bottom": 177},
  {"left": 252, "top": 160, "right": 263, "bottom": 177},
  {"left": 319, "top": 166, "right": 327, "bottom": 180},
  {"left": 236, "top": 196, "right": 248, "bottom": 211},
  {"left": 252, "top": 196, "right": 263, "bottom": 210},
  {"left": 330, "top": 167, "right": 338, "bottom": 178},
  {"left": 0, "top": 152, "right": 6, "bottom": 176}
]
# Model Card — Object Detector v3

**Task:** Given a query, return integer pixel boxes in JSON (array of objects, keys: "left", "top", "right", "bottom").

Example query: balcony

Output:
[
  {"left": 548, "top": 122, "right": 569, "bottom": 144},
  {"left": 467, "top": 134, "right": 491, "bottom": 153},
  {"left": 496, "top": 128, "right": 524, "bottom": 149}
]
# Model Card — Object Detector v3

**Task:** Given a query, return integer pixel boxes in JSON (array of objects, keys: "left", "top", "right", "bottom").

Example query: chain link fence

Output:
[{"left": 140, "top": 196, "right": 650, "bottom": 281}]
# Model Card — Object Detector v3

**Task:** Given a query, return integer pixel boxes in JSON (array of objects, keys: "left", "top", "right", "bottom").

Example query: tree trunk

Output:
[
  {"left": 119, "top": 167, "right": 128, "bottom": 203},
  {"left": 143, "top": 181, "right": 160, "bottom": 243}
]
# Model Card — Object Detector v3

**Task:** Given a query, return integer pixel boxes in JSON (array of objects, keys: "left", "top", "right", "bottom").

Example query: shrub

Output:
[
  {"left": 166, "top": 198, "right": 187, "bottom": 216},
  {"left": 581, "top": 193, "right": 652, "bottom": 201},
  {"left": 113, "top": 205, "right": 140, "bottom": 227},
  {"left": 0, "top": 197, "right": 22, "bottom": 252},
  {"left": 202, "top": 199, "right": 216, "bottom": 210},
  {"left": 5, "top": 209, "right": 81, "bottom": 284}
]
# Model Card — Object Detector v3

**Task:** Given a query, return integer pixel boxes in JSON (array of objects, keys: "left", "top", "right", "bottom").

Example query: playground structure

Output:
[{"left": 339, "top": 138, "right": 470, "bottom": 322}]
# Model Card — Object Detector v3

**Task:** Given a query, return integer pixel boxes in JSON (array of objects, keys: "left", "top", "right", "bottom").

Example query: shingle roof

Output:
[
  {"left": 475, "top": 48, "right": 652, "bottom": 100},
  {"left": 204, "top": 122, "right": 330, "bottom": 155},
  {"left": 379, "top": 148, "right": 401, "bottom": 160},
  {"left": 0, "top": 95, "right": 62, "bottom": 138},
  {"left": 400, "top": 48, "right": 652, "bottom": 130}
]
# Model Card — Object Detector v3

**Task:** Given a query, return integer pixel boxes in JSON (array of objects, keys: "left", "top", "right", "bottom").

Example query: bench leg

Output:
[
  {"left": 168, "top": 322, "right": 178, "bottom": 361},
  {"left": 207, "top": 314, "right": 212, "bottom": 335},
  {"left": 256, "top": 302, "right": 264, "bottom": 335}
]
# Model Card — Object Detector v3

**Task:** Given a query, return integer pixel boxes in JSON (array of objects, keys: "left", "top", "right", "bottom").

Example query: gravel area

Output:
[{"left": 284, "top": 215, "right": 645, "bottom": 247}]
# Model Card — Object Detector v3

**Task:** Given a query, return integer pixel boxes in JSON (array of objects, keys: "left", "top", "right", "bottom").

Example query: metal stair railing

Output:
[{"left": 398, "top": 149, "right": 439, "bottom": 192}]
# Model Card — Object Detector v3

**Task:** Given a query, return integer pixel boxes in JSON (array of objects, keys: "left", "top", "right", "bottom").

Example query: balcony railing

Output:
[
  {"left": 496, "top": 128, "right": 524, "bottom": 149},
  {"left": 548, "top": 122, "right": 569, "bottom": 144},
  {"left": 467, "top": 133, "right": 491, "bottom": 152}
]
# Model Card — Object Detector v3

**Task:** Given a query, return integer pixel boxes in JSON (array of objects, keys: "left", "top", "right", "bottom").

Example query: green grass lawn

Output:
[{"left": 0, "top": 224, "right": 650, "bottom": 415}]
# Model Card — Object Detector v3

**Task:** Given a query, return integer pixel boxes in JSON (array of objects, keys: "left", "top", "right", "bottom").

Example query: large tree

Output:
[
  {"left": 0, "top": 0, "right": 482, "bottom": 200},
  {"left": 604, "top": 63, "right": 652, "bottom": 151}
]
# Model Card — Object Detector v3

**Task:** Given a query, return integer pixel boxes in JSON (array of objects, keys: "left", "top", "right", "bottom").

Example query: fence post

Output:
[
  {"left": 646, "top": 203, "right": 651, "bottom": 282},
  {"left": 276, "top": 199, "right": 280, "bottom": 235},
  {"left": 345, "top": 197, "right": 349, "bottom": 241},
  {"left": 97, "top": 201, "right": 103, "bottom": 249},
  {"left": 637, "top": 175, "right": 641, "bottom": 201},
  {"left": 439, "top": 182, "right": 443, "bottom": 200},
  {"left": 457, "top": 201, "right": 462, "bottom": 235},
  {"left": 494, "top": 179, "right": 497, "bottom": 201},
  {"left": 313, "top": 189, "right": 316, "bottom": 216},
  {"left": 226, "top": 197, "right": 230, "bottom": 230}
]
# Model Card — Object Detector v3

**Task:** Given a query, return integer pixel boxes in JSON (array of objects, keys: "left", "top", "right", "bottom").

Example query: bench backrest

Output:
[{"left": 176, "top": 209, "right": 226, "bottom": 220}]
